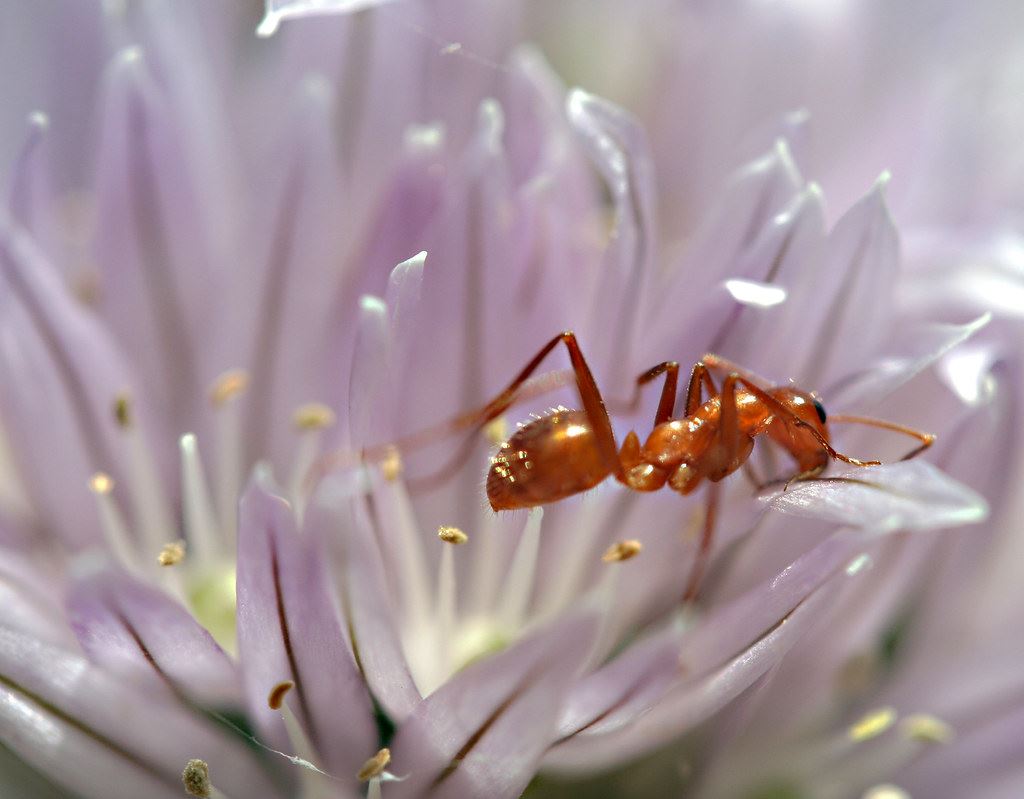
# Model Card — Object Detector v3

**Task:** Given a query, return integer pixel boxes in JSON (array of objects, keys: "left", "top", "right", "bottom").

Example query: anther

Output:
[
  {"left": 438, "top": 526, "right": 468, "bottom": 545},
  {"left": 292, "top": 402, "right": 336, "bottom": 431},
  {"left": 89, "top": 472, "right": 114, "bottom": 495},
  {"left": 357, "top": 748, "right": 391, "bottom": 782},
  {"left": 901, "top": 713, "right": 953, "bottom": 744},
  {"left": 381, "top": 446, "right": 403, "bottom": 481},
  {"left": 158, "top": 540, "right": 186, "bottom": 567},
  {"left": 113, "top": 393, "right": 132, "bottom": 428},
  {"left": 267, "top": 680, "right": 295, "bottom": 711},
  {"left": 182, "top": 759, "right": 212, "bottom": 798},
  {"left": 602, "top": 539, "right": 643, "bottom": 563},
  {"left": 848, "top": 706, "right": 897, "bottom": 742},
  {"left": 208, "top": 369, "right": 250, "bottom": 407}
]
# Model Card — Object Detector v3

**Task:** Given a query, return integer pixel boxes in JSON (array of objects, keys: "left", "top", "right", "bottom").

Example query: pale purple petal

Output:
[
  {"left": 767, "top": 460, "right": 988, "bottom": 532},
  {"left": 0, "top": 625, "right": 282, "bottom": 799},
  {"left": 308, "top": 479, "right": 421, "bottom": 720},
  {"left": 67, "top": 566, "right": 239, "bottom": 708},
  {"left": 567, "top": 89, "right": 656, "bottom": 383},
  {"left": 236, "top": 477, "right": 377, "bottom": 778},
  {"left": 388, "top": 611, "right": 598, "bottom": 798},
  {"left": 93, "top": 47, "right": 223, "bottom": 438},
  {"left": 0, "top": 219, "right": 138, "bottom": 550}
]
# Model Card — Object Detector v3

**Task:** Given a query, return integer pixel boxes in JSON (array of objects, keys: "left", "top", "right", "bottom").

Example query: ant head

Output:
[{"left": 765, "top": 387, "right": 831, "bottom": 472}]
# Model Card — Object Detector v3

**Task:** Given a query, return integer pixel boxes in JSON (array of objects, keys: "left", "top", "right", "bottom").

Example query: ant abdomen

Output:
[{"left": 487, "top": 409, "right": 612, "bottom": 511}]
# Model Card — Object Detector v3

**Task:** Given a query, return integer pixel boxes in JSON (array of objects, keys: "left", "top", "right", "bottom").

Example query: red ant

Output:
[{"left": 327, "top": 331, "right": 935, "bottom": 602}]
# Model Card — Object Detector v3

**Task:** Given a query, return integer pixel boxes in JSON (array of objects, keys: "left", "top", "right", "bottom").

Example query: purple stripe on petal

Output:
[
  {"left": 236, "top": 477, "right": 376, "bottom": 779},
  {"left": 0, "top": 625, "right": 282, "bottom": 799},
  {"left": 67, "top": 566, "right": 239, "bottom": 708},
  {"left": 387, "top": 610, "right": 598, "bottom": 799},
  {"left": 307, "top": 482, "right": 422, "bottom": 720}
]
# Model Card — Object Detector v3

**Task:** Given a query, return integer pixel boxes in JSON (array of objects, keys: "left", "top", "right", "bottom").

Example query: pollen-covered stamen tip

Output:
[
  {"left": 438, "top": 525, "right": 468, "bottom": 545},
  {"left": 357, "top": 748, "right": 391, "bottom": 782},
  {"left": 291, "top": 402, "right": 336, "bottom": 431},
  {"left": 113, "top": 392, "right": 132, "bottom": 429},
  {"left": 157, "top": 540, "right": 186, "bottom": 567},
  {"left": 848, "top": 706, "right": 897, "bottom": 742},
  {"left": 381, "top": 445, "right": 403, "bottom": 482},
  {"left": 182, "top": 758, "right": 212, "bottom": 798},
  {"left": 901, "top": 713, "right": 954, "bottom": 744},
  {"left": 602, "top": 539, "right": 643, "bottom": 563},
  {"left": 208, "top": 369, "right": 250, "bottom": 407},
  {"left": 267, "top": 680, "right": 295, "bottom": 711}
]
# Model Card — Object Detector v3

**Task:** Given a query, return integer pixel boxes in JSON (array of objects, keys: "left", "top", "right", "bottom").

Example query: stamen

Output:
[
  {"left": 89, "top": 472, "right": 138, "bottom": 573},
  {"left": 267, "top": 680, "right": 295, "bottom": 711},
  {"left": 209, "top": 369, "right": 250, "bottom": 544},
  {"left": 357, "top": 748, "right": 391, "bottom": 782},
  {"left": 901, "top": 713, "right": 953, "bottom": 744},
  {"left": 381, "top": 446, "right": 403, "bottom": 481},
  {"left": 288, "top": 403, "right": 336, "bottom": 511},
  {"left": 862, "top": 785, "right": 910, "bottom": 799},
  {"left": 113, "top": 393, "right": 132, "bottom": 428},
  {"left": 433, "top": 527, "right": 465, "bottom": 689},
  {"left": 498, "top": 508, "right": 543, "bottom": 628},
  {"left": 180, "top": 433, "right": 222, "bottom": 563},
  {"left": 438, "top": 525, "right": 468, "bottom": 545},
  {"left": 268, "top": 679, "right": 334, "bottom": 799},
  {"left": 182, "top": 759, "right": 211, "bottom": 797},
  {"left": 292, "top": 403, "right": 336, "bottom": 431},
  {"left": 848, "top": 707, "right": 897, "bottom": 742},
  {"left": 158, "top": 540, "right": 186, "bottom": 567},
  {"left": 602, "top": 539, "right": 643, "bottom": 563},
  {"left": 209, "top": 369, "right": 250, "bottom": 407},
  {"left": 114, "top": 393, "right": 175, "bottom": 557}
]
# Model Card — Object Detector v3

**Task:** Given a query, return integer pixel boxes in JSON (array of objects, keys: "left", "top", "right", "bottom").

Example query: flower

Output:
[{"left": 0, "top": 1, "right": 1020, "bottom": 798}]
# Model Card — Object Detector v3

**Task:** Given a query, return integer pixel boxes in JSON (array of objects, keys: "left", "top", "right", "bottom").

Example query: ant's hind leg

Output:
[{"left": 403, "top": 331, "right": 624, "bottom": 489}]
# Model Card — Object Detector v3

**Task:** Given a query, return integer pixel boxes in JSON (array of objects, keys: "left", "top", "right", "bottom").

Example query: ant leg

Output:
[
  {"left": 683, "top": 481, "right": 721, "bottom": 603},
  {"left": 684, "top": 362, "right": 719, "bottom": 416},
  {"left": 826, "top": 415, "right": 936, "bottom": 461},
  {"left": 636, "top": 361, "right": 680, "bottom": 426},
  {"left": 400, "top": 332, "right": 624, "bottom": 490}
]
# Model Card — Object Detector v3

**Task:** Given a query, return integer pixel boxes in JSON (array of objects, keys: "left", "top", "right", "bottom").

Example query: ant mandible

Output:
[{"left": 338, "top": 331, "right": 935, "bottom": 603}]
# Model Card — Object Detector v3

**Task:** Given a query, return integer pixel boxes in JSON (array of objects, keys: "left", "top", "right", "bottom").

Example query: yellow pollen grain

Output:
[
  {"left": 88, "top": 472, "right": 114, "bottom": 495},
  {"left": 158, "top": 540, "right": 186, "bottom": 567},
  {"left": 381, "top": 446, "right": 403, "bottom": 481},
  {"left": 113, "top": 393, "right": 132, "bottom": 429},
  {"left": 357, "top": 748, "right": 391, "bottom": 782},
  {"left": 182, "top": 758, "right": 211, "bottom": 798},
  {"left": 901, "top": 713, "right": 954, "bottom": 744},
  {"left": 602, "top": 539, "right": 643, "bottom": 563},
  {"left": 848, "top": 706, "right": 897, "bottom": 742},
  {"left": 484, "top": 416, "right": 507, "bottom": 445},
  {"left": 208, "top": 369, "right": 250, "bottom": 407},
  {"left": 267, "top": 680, "right": 294, "bottom": 710},
  {"left": 438, "top": 525, "right": 468, "bottom": 545},
  {"left": 292, "top": 402, "right": 336, "bottom": 431}
]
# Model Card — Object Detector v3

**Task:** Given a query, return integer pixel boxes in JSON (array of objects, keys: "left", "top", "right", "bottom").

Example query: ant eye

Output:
[{"left": 812, "top": 398, "right": 827, "bottom": 424}]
